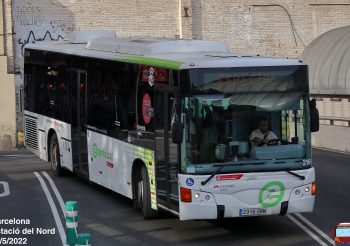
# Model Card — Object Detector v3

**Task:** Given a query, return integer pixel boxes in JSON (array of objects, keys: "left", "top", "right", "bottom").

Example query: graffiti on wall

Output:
[
  {"left": 17, "top": 31, "right": 64, "bottom": 56},
  {"left": 15, "top": 3, "right": 44, "bottom": 27},
  {"left": 50, "top": 20, "right": 74, "bottom": 34},
  {"left": 13, "top": 1, "right": 75, "bottom": 59}
]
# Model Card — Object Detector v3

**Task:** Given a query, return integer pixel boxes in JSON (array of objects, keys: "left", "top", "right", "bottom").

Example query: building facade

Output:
[
  {"left": 11, "top": 0, "right": 350, "bottom": 66},
  {"left": 0, "top": 0, "right": 15, "bottom": 149}
]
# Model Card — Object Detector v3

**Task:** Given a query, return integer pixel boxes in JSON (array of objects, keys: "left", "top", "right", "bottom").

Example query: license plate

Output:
[{"left": 239, "top": 208, "right": 267, "bottom": 216}]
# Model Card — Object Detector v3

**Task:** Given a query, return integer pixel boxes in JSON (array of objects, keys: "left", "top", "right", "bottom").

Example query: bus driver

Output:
[{"left": 250, "top": 118, "right": 278, "bottom": 147}]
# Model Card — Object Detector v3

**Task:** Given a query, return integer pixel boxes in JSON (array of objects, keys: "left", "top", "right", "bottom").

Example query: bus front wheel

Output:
[
  {"left": 134, "top": 166, "right": 157, "bottom": 219},
  {"left": 50, "top": 134, "right": 63, "bottom": 176}
]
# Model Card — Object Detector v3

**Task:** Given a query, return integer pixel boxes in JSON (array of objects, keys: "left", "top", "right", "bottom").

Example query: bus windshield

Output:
[{"left": 181, "top": 66, "right": 311, "bottom": 174}]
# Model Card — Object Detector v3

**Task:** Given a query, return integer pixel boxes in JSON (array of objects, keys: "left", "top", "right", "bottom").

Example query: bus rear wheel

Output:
[
  {"left": 50, "top": 134, "right": 63, "bottom": 176},
  {"left": 134, "top": 165, "right": 157, "bottom": 219}
]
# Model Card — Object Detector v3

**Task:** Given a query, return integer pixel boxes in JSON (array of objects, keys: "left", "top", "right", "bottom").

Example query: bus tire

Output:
[
  {"left": 50, "top": 134, "right": 63, "bottom": 176},
  {"left": 135, "top": 166, "right": 157, "bottom": 219}
]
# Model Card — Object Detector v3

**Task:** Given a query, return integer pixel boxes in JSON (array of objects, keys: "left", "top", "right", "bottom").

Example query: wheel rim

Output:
[{"left": 137, "top": 179, "right": 144, "bottom": 208}]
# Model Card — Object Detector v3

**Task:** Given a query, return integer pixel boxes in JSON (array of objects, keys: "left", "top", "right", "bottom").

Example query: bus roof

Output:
[{"left": 25, "top": 37, "right": 304, "bottom": 70}]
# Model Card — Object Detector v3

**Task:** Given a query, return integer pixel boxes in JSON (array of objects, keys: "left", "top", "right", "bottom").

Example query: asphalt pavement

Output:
[{"left": 0, "top": 148, "right": 348, "bottom": 246}]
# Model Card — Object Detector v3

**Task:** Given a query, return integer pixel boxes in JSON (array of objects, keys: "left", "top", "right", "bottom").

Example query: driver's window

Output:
[{"left": 280, "top": 99, "right": 305, "bottom": 144}]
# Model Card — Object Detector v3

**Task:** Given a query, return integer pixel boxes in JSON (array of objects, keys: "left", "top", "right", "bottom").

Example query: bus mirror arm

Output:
[
  {"left": 172, "top": 121, "right": 184, "bottom": 144},
  {"left": 310, "top": 99, "right": 319, "bottom": 132}
]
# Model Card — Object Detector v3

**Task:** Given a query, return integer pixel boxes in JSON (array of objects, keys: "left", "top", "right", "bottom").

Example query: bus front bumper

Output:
[
  {"left": 178, "top": 172, "right": 315, "bottom": 220},
  {"left": 179, "top": 185, "right": 315, "bottom": 220}
]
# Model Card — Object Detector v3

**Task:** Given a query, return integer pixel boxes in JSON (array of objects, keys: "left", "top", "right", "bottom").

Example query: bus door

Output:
[
  {"left": 155, "top": 84, "right": 180, "bottom": 211},
  {"left": 71, "top": 69, "right": 89, "bottom": 177}
]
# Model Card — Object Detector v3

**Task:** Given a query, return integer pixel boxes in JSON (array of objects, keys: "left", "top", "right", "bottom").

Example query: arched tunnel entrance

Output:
[{"left": 301, "top": 25, "right": 350, "bottom": 152}]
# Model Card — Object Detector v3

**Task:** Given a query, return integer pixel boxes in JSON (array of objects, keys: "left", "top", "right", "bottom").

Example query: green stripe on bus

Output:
[{"left": 115, "top": 56, "right": 184, "bottom": 70}]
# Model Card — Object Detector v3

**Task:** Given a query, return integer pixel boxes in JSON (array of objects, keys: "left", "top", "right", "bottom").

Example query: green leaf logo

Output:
[{"left": 259, "top": 181, "right": 285, "bottom": 208}]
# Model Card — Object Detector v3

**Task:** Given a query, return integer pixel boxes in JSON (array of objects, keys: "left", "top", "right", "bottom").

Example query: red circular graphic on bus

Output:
[{"left": 142, "top": 93, "right": 152, "bottom": 125}]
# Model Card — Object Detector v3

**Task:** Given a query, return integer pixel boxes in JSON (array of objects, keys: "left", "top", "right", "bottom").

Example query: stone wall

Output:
[
  {"left": 0, "top": 56, "right": 15, "bottom": 149},
  {"left": 0, "top": 0, "right": 15, "bottom": 149},
  {"left": 195, "top": 1, "right": 350, "bottom": 57},
  {"left": 10, "top": 0, "right": 350, "bottom": 73}
]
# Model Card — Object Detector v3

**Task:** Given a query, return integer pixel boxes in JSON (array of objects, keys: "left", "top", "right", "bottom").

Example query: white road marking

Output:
[
  {"left": 42, "top": 171, "right": 66, "bottom": 217},
  {"left": 294, "top": 213, "right": 335, "bottom": 245},
  {"left": 34, "top": 172, "right": 66, "bottom": 246},
  {"left": 0, "top": 181, "right": 10, "bottom": 197},
  {"left": 287, "top": 214, "right": 329, "bottom": 246},
  {"left": 1, "top": 154, "right": 35, "bottom": 158}
]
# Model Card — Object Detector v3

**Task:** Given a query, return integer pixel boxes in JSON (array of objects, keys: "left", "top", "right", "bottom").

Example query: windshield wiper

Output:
[
  {"left": 201, "top": 165, "right": 225, "bottom": 186},
  {"left": 286, "top": 170, "right": 305, "bottom": 180},
  {"left": 200, "top": 164, "right": 305, "bottom": 185}
]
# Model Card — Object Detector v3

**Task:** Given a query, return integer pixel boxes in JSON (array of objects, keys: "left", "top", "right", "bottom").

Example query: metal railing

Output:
[{"left": 320, "top": 117, "right": 350, "bottom": 127}]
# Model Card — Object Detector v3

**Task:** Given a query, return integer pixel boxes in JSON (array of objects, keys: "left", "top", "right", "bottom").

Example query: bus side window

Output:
[
  {"left": 87, "top": 60, "right": 105, "bottom": 130},
  {"left": 43, "top": 52, "right": 70, "bottom": 122},
  {"left": 87, "top": 60, "right": 137, "bottom": 142},
  {"left": 106, "top": 65, "right": 138, "bottom": 141},
  {"left": 24, "top": 50, "right": 48, "bottom": 116}
]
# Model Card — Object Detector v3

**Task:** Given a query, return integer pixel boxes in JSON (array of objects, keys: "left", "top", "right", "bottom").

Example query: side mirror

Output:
[
  {"left": 310, "top": 99, "right": 319, "bottom": 132},
  {"left": 172, "top": 121, "right": 183, "bottom": 144}
]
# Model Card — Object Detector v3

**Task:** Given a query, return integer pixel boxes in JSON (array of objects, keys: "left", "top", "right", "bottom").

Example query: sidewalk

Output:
[{"left": 0, "top": 147, "right": 29, "bottom": 155}]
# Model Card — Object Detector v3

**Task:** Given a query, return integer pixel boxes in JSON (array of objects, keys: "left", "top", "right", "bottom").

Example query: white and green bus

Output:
[{"left": 24, "top": 31, "right": 319, "bottom": 220}]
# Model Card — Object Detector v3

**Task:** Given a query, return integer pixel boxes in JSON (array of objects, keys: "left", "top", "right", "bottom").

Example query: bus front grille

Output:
[{"left": 25, "top": 117, "right": 38, "bottom": 150}]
